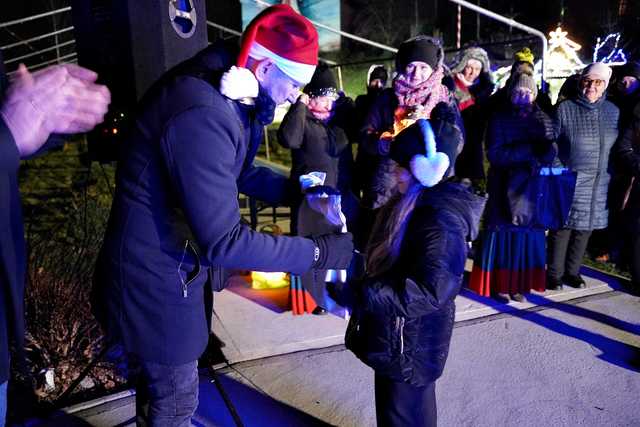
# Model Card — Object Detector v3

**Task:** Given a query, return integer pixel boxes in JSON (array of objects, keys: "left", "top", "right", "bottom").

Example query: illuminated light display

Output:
[
  {"left": 491, "top": 26, "right": 587, "bottom": 103},
  {"left": 546, "top": 26, "right": 585, "bottom": 78},
  {"left": 592, "top": 32, "right": 628, "bottom": 66}
]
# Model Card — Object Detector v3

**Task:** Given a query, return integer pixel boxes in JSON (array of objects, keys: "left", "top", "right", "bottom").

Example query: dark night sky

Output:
[{"left": 427, "top": 0, "right": 637, "bottom": 60}]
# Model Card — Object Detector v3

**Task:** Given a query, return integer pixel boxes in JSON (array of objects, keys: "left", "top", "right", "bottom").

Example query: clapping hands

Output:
[{"left": 1, "top": 63, "right": 111, "bottom": 157}]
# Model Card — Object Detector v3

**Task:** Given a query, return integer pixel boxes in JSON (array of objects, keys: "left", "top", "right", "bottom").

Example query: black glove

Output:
[
  {"left": 431, "top": 101, "right": 458, "bottom": 125},
  {"left": 347, "top": 250, "right": 366, "bottom": 281},
  {"left": 531, "top": 140, "right": 556, "bottom": 164},
  {"left": 327, "top": 281, "right": 357, "bottom": 309},
  {"left": 311, "top": 232, "right": 354, "bottom": 270}
]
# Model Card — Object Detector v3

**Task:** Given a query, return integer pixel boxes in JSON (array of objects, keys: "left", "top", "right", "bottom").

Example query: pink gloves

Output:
[{"left": 0, "top": 63, "right": 111, "bottom": 157}]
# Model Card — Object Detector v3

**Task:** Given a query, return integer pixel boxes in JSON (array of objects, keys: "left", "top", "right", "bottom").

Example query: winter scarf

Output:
[
  {"left": 453, "top": 74, "right": 475, "bottom": 111},
  {"left": 393, "top": 66, "right": 449, "bottom": 114},
  {"left": 308, "top": 101, "right": 333, "bottom": 122}
]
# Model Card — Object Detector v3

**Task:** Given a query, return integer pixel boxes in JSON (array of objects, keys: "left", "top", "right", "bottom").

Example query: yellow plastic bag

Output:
[
  {"left": 250, "top": 271, "right": 290, "bottom": 290},
  {"left": 250, "top": 224, "right": 289, "bottom": 289}
]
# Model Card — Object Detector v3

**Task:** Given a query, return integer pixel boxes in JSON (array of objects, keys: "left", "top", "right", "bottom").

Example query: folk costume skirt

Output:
[{"left": 469, "top": 228, "right": 546, "bottom": 296}]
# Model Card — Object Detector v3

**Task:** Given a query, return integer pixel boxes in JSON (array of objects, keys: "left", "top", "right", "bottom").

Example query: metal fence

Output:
[{"left": 0, "top": 6, "right": 77, "bottom": 76}]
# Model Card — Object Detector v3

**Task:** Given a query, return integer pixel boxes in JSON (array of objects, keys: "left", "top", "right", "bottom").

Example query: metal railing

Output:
[
  {"left": 0, "top": 6, "right": 77, "bottom": 75},
  {"left": 448, "top": 0, "right": 548, "bottom": 92}
]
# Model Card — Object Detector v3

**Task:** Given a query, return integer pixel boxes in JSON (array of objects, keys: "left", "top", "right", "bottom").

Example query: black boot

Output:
[
  {"left": 546, "top": 275, "right": 563, "bottom": 291},
  {"left": 491, "top": 293, "right": 510, "bottom": 303},
  {"left": 510, "top": 293, "right": 525, "bottom": 302},
  {"left": 312, "top": 306, "right": 328, "bottom": 315},
  {"left": 563, "top": 274, "right": 586, "bottom": 289}
]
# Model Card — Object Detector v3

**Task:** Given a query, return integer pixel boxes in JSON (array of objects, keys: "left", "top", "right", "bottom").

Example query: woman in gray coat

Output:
[{"left": 547, "top": 62, "right": 620, "bottom": 290}]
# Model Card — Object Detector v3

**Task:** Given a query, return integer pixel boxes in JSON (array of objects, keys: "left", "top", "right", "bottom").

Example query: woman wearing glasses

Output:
[
  {"left": 547, "top": 62, "right": 620, "bottom": 290},
  {"left": 278, "top": 63, "right": 355, "bottom": 314}
]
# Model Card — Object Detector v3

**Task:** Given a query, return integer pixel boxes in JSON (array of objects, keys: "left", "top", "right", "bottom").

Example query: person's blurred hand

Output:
[
  {"left": 297, "top": 93, "right": 309, "bottom": 105},
  {"left": 378, "top": 132, "right": 394, "bottom": 155},
  {"left": 0, "top": 63, "right": 111, "bottom": 157}
]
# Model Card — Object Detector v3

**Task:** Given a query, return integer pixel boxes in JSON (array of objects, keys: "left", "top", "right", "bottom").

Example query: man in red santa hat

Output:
[{"left": 93, "top": 5, "right": 353, "bottom": 424}]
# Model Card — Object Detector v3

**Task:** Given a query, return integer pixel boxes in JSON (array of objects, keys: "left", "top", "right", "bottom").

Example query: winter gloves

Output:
[{"left": 311, "top": 232, "right": 354, "bottom": 270}]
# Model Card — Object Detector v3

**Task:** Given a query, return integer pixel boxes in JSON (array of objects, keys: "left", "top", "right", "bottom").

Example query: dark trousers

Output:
[
  {"left": 630, "top": 232, "right": 640, "bottom": 289},
  {"left": 374, "top": 373, "right": 437, "bottom": 427},
  {"left": 135, "top": 359, "right": 199, "bottom": 427},
  {"left": 547, "top": 228, "right": 592, "bottom": 280}
]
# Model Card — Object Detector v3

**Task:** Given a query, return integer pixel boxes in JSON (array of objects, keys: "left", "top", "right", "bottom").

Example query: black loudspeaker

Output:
[{"left": 71, "top": 0, "right": 208, "bottom": 162}]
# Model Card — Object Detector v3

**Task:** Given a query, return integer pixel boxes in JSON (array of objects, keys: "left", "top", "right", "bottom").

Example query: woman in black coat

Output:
[
  {"left": 278, "top": 64, "right": 354, "bottom": 234},
  {"left": 469, "top": 74, "right": 556, "bottom": 302},
  {"left": 278, "top": 83, "right": 351, "bottom": 189},
  {"left": 278, "top": 64, "right": 355, "bottom": 313},
  {"left": 337, "top": 119, "right": 485, "bottom": 426},
  {"left": 447, "top": 46, "right": 495, "bottom": 184},
  {"left": 355, "top": 36, "right": 463, "bottom": 252},
  {"left": 614, "top": 104, "right": 640, "bottom": 293}
]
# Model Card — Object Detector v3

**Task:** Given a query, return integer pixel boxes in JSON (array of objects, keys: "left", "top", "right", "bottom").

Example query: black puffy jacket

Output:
[
  {"left": 614, "top": 105, "right": 640, "bottom": 231},
  {"left": 345, "top": 181, "right": 486, "bottom": 386}
]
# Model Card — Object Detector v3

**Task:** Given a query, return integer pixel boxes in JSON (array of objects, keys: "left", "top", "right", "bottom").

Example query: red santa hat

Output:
[{"left": 237, "top": 4, "right": 319, "bottom": 85}]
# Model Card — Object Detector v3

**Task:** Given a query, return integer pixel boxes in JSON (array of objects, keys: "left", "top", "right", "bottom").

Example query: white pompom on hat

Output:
[
  {"left": 219, "top": 66, "right": 259, "bottom": 100},
  {"left": 220, "top": 4, "right": 318, "bottom": 100},
  {"left": 390, "top": 119, "right": 450, "bottom": 188}
]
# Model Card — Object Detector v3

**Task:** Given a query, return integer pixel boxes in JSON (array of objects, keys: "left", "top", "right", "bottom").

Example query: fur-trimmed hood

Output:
[{"left": 451, "top": 46, "right": 491, "bottom": 75}]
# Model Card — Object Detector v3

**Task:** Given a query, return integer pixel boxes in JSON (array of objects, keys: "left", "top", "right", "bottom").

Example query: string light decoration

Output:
[
  {"left": 492, "top": 26, "right": 585, "bottom": 90},
  {"left": 546, "top": 26, "right": 585, "bottom": 78},
  {"left": 592, "top": 32, "right": 628, "bottom": 66},
  {"left": 490, "top": 26, "right": 587, "bottom": 103}
]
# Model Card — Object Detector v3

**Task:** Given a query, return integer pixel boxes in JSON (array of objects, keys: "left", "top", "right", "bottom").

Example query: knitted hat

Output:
[
  {"left": 510, "top": 60, "right": 534, "bottom": 78},
  {"left": 581, "top": 62, "right": 613, "bottom": 86},
  {"left": 451, "top": 47, "right": 491, "bottom": 74},
  {"left": 303, "top": 63, "right": 338, "bottom": 98},
  {"left": 395, "top": 36, "right": 443, "bottom": 72},
  {"left": 390, "top": 119, "right": 451, "bottom": 188},
  {"left": 620, "top": 61, "right": 640, "bottom": 81},
  {"left": 368, "top": 65, "right": 388, "bottom": 85},
  {"left": 514, "top": 47, "right": 535, "bottom": 66},
  {"left": 510, "top": 73, "right": 538, "bottom": 98},
  {"left": 237, "top": 4, "right": 318, "bottom": 84}
]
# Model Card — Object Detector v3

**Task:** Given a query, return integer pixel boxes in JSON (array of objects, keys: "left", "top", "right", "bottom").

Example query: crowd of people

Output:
[
  {"left": 280, "top": 43, "right": 640, "bottom": 306},
  {"left": 271, "top": 22, "right": 640, "bottom": 427},
  {"left": 1, "top": 3, "right": 640, "bottom": 426}
]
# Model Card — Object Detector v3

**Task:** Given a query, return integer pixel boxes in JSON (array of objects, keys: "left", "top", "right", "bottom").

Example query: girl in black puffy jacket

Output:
[{"left": 336, "top": 119, "right": 485, "bottom": 426}]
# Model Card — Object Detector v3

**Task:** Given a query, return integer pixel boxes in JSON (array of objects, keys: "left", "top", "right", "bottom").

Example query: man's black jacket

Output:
[{"left": 93, "top": 45, "right": 317, "bottom": 365}]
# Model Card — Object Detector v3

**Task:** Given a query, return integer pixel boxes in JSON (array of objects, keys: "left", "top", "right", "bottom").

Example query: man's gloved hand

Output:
[
  {"left": 311, "top": 232, "right": 354, "bottom": 270},
  {"left": 0, "top": 63, "right": 110, "bottom": 157}
]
